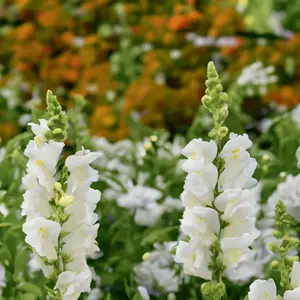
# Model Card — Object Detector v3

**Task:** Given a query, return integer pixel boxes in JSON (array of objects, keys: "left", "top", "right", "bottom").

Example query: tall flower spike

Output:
[
  {"left": 22, "top": 92, "right": 101, "bottom": 300},
  {"left": 174, "top": 62, "right": 259, "bottom": 300},
  {"left": 201, "top": 61, "right": 229, "bottom": 142}
]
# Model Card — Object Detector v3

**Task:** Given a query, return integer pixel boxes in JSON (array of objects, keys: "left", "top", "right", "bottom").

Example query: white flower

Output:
[
  {"left": 0, "top": 264, "right": 6, "bottom": 296},
  {"left": 0, "top": 203, "right": 8, "bottom": 217},
  {"left": 163, "top": 197, "right": 183, "bottom": 212},
  {"left": 218, "top": 156, "right": 257, "bottom": 191},
  {"left": 30, "top": 251, "right": 55, "bottom": 278},
  {"left": 117, "top": 186, "right": 162, "bottom": 209},
  {"left": 21, "top": 174, "right": 53, "bottom": 220},
  {"left": 214, "top": 188, "right": 260, "bottom": 267},
  {"left": 134, "top": 202, "right": 165, "bottom": 227},
  {"left": 28, "top": 119, "right": 50, "bottom": 146},
  {"left": 62, "top": 224, "right": 99, "bottom": 259},
  {"left": 181, "top": 139, "right": 217, "bottom": 173},
  {"left": 296, "top": 146, "right": 300, "bottom": 168},
  {"left": 25, "top": 140, "right": 64, "bottom": 191},
  {"left": 248, "top": 279, "right": 277, "bottom": 300},
  {"left": 23, "top": 217, "right": 61, "bottom": 260},
  {"left": 283, "top": 262, "right": 300, "bottom": 300},
  {"left": 87, "top": 288, "right": 103, "bottom": 300},
  {"left": 137, "top": 286, "right": 150, "bottom": 300},
  {"left": 174, "top": 239, "right": 212, "bottom": 280},
  {"left": 265, "top": 174, "right": 300, "bottom": 221},
  {"left": 170, "top": 50, "right": 181, "bottom": 60},
  {"left": 180, "top": 207, "right": 220, "bottom": 247},
  {"left": 284, "top": 288, "right": 300, "bottom": 300},
  {"left": 180, "top": 190, "right": 212, "bottom": 208},
  {"left": 220, "top": 133, "right": 252, "bottom": 161},
  {"left": 184, "top": 164, "right": 218, "bottom": 198},
  {"left": 291, "top": 104, "right": 300, "bottom": 130},
  {"left": 55, "top": 270, "right": 91, "bottom": 300},
  {"left": 65, "top": 150, "right": 100, "bottom": 193}
]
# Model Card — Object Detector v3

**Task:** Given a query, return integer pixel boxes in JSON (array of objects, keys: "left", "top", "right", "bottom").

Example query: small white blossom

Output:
[
  {"left": 283, "top": 262, "right": 300, "bottom": 299},
  {"left": 174, "top": 239, "right": 212, "bottom": 280},
  {"left": 291, "top": 104, "right": 300, "bottom": 130},
  {"left": 248, "top": 279, "right": 277, "bottom": 300},
  {"left": 23, "top": 217, "right": 61, "bottom": 260},
  {"left": 180, "top": 207, "right": 220, "bottom": 247},
  {"left": 137, "top": 286, "right": 150, "bottom": 300}
]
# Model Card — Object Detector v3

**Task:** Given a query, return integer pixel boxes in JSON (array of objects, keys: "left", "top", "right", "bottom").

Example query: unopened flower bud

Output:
[
  {"left": 270, "top": 260, "right": 279, "bottom": 269},
  {"left": 218, "top": 126, "right": 228, "bottom": 138},
  {"left": 219, "top": 105, "right": 229, "bottom": 120},
  {"left": 273, "top": 230, "right": 282, "bottom": 239},
  {"left": 219, "top": 93, "right": 228, "bottom": 105},
  {"left": 150, "top": 135, "right": 158, "bottom": 142},
  {"left": 201, "top": 95, "right": 212, "bottom": 108},
  {"left": 58, "top": 195, "right": 75, "bottom": 208},
  {"left": 142, "top": 252, "right": 151, "bottom": 261},
  {"left": 54, "top": 182, "right": 62, "bottom": 191},
  {"left": 269, "top": 241, "right": 280, "bottom": 253}
]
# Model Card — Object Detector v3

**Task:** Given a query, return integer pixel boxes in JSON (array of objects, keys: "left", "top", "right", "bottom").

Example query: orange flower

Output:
[
  {"left": 168, "top": 15, "right": 191, "bottom": 31},
  {"left": 62, "top": 31, "right": 74, "bottom": 45},
  {"left": 16, "top": 23, "right": 35, "bottom": 41},
  {"left": 64, "top": 69, "right": 79, "bottom": 83},
  {"left": 37, "top": 10, "right": 59, "bottom": 27},
  {"left": 187, "top": 10, "right": 202, "bottom": 23},
  {"left": 17, "top": 0, "right": 30, "bottom": 11},
  {"left": 0, "top": 122, "right": 18, "bottom": 141}
]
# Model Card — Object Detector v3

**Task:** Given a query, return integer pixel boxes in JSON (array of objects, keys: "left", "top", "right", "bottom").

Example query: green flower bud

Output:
[
  {"left": 219, "top": 105, "right": 229, "bottom": 121},
  {"left": 273, "top": 230, "right": 283, "bottom": 239},
  {"left": 202, "top": 95, "right": 212, "bottom": 108},
  {"left": 269, "top": 241, "right": 280, "bottom": 253},
  {"left": 285, "top": 256, "right": 299, "bottom": 265},
  {"left": 270, "top": 260, "right": 279, "bottom": 269},
  {"left": 218, "top": 126, "right": 228, "bottom": 139},
  {"left": 201, "top": 281, "right": 226, "bottom": 300}
]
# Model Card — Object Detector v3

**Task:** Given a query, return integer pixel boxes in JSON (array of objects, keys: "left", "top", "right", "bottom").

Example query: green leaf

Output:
[
  {"left": 132, "top": 292, "right": 143, "bottom": 300},
  {"left": 140, "top": 226, "right": 177, "bottom": 247},
  {"left": 14, "top": 247, "right": 29, "bottom": 277},
  {"left": 0, "top": 244, "right": 12, "bottom": 263},
  {"left": 16, "top": 282, "right": 43, "bottom": 297}
]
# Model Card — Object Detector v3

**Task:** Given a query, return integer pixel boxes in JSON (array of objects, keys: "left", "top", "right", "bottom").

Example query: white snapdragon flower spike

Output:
[
  {"left": 175, "top": 132, "right": 260, "bottom": 281},
  {"left": 22, "top": 112, "right": 101, "bottom": 299},
  {"left": 283, "top": 262, "right": 300, "bottom": 300},
  {"left": 247, "top": 278, "right": 277, "bottom": 300},
  {"left": 23, "top": 217, "right": 61, "bottom": 260}
]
